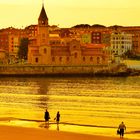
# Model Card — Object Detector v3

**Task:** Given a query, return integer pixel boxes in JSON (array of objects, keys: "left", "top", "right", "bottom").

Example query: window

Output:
[
  {"left": 97, "top": 57, "right": 100, "bottom": 64},
  {"left": 52, "top": 57, "right": 55, "bottom": 62},
  {"left": 42, "top": 33, "right": 45, "bottom": 37},
  {"left": 42, "top": 39, "right": 45, "bottom": 43},
  {"left": 74, "top": 53, "right": 77, "bottom": 58},
  {"left": 83, "top": 57, "right": 85, "bottom": 61},
  {"left": 59, "top": 57, "right": 62, "bottom": 62},
  {"left": 35, "top": 57, "right": 38, "bottom": 63},
  {"left": 102, "top": 57, "right": 105, "bottom": 61},
  {"left": 41, "top": 20, "right": 45, "bottom": 25},
  {"left": 90, "top": 57, "right": 93, "bottom": 61},
  {"left": 67, "top": 57, "right": 69, "bottom": 62},
  {"left": 44, "top": 48, "right": 47, "bottom": 54}
]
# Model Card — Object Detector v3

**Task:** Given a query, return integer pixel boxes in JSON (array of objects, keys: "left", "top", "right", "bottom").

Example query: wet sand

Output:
[{"left": 0, "top": 125, "right": 138, "bottom": 140}]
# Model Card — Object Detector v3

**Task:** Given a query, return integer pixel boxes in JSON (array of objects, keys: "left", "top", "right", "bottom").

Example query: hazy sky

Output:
[{"left": 0, "top": 0, "right": 140, "bottom": 28}]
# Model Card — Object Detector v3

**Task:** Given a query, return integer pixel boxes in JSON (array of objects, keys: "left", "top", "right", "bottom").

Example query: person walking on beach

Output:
[
  {"left": 118, "top": 122, "right": 126, "bottom": 138},
  {"left": 44, "top": 109, "right": 50, "bottom": 124},
  {"left": 54, "top": 111, "right": 60, "bottom": 125}
]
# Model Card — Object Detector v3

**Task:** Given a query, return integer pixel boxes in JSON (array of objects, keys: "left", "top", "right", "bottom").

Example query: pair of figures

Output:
[{"left": 44, "top": 110, "right": 60, "bottom": 125}]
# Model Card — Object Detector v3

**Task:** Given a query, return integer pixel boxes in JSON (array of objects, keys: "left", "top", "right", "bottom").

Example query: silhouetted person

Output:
[
  {"left": 44, "top": 109, "right": 50, "bottom": 125},
  {"left": 54, "top": 111, "right": 60, "bottom": 125},
  {"left": 118, "top": 122, "right": 126, "bottom": 138}
]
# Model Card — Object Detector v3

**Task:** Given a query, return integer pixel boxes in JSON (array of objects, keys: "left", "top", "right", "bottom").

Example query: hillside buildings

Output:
[{"left": 0, "top": 4, "right": 140, "bottom": 66}]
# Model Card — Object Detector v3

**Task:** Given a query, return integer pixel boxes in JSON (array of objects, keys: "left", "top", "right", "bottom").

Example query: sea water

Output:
[{"left": 0, "top": 76, "right": 140, "bottom": 139}]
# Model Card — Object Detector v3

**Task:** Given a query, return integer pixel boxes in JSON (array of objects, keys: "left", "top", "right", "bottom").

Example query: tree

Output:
[
  {"left": 18, "top": 38, "right": 29, "bottom": 60},
  {"left": 72, "top": 24, "right": 91, "bottom": 28}
]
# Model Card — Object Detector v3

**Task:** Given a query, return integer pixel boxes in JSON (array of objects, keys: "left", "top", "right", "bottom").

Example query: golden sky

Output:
[{"left": 0, "top": 0, "right": 140, "bottom": 28}]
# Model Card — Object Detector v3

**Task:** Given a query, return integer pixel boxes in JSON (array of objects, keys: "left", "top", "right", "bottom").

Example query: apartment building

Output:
[
  {"left": 0, "top": 27, "right": 26, "bottom": 63},
  {"left": 120, "top": 26, "right": 140, "bottom": 55},
  {"left": 110, "top": 32, "right": 132, "bottom": 63}
]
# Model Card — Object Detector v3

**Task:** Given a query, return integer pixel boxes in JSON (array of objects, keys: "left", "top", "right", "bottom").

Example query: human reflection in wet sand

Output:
[
  {"left": 57, "top": 124, "right": 59, "bottom": 131},
  {"left": 44, "top": 122, "right": 50, "bottom": 129}
]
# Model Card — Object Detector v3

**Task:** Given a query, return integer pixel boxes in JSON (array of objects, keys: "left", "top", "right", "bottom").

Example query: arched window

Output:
[
  {"left": 90, "top": 57, "right": 93, "bottom": 61},
  {"left": 35, "top": 57, "right": 38, "bottom": 63}
]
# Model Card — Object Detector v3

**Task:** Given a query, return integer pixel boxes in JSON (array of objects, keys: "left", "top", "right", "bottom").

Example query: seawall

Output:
[{"left": 0, "top": 64, "right": 129, "bottom": 77}]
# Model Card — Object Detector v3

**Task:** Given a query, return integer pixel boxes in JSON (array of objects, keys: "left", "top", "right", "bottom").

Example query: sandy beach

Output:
[{"left": 0, "top": 125, "right": 138, "bottom": 140}]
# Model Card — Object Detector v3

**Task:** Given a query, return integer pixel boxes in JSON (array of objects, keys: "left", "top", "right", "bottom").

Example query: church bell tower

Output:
[
  {"left": 38, "top": 2, "right": 49, "bottom": 46},
  {"left": 37, "top": 2, "right": 51, "bottom": 64}
]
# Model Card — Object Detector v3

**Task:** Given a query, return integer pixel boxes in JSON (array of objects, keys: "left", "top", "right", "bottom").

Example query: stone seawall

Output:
[{"left": 0, "top": 64, "right": 128, "bottom": 76}]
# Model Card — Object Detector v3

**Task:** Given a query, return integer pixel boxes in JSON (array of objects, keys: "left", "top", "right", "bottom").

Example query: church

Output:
[{"left": 28, "top": 4, "right": 110, "bottom": 65}]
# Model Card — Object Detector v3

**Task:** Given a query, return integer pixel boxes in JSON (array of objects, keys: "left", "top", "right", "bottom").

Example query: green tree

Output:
[{"left": 18, "top": 38, "right": 29, "bottom": 60}]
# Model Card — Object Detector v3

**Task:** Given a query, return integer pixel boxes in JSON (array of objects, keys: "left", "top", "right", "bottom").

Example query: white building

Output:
[{"left": 110, "top": 32, "right": 132, "bottom": 63}]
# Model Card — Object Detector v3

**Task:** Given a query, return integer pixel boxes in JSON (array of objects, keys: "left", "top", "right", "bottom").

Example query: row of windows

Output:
[
  {"left": 92, "top": 40, "right": 101, "bottom": 43},
  {"left": 92, "top": 33, "right": 101, "bottom": 36},
  {"left": 112, "top": 45, "right": 131, "bottom": 48},
  {"left": 52, "top": 57, "right": 96, "bottom": 62},
  {"left": 92, "top": 37, "right": 101, "bottom": 39},
  {"left": 0, "top": 40, "right": 8, "bottom": 42},
  {"left": 35, "top": 57, "right": 103, "bottom": 63},
  {"left": 112, "top": 46, "right": 131, "bottom": 49},
  {"left": 112, "top": 50, "right": 125, "bottom": 54},
  {"left": 50, "top": 41, "right": 61, "bottom": 45},
  {"left": 112, "top": 37, "right": 131, "bottom": 40},
  {"left": 112, "top": 46, "right": 122, "bottom": 49},
  {"left": 111, "top": 41, "right": 131, "bottom": 44}
]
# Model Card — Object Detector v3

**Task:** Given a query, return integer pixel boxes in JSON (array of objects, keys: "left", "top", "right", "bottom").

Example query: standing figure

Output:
[
  {"left": 54, "top": 111, "right": 60, "bottom": 125},
  {"left": 44, "top": 109, "right": 50, "bottom": 124},
  {"left": 118, "top": 122, "right": 126, "bottom": 138}
]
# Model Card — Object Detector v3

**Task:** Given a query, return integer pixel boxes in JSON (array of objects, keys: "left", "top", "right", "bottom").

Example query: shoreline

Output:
[
  {"left": 0, "top": 124, "right": 138, "bottom": 140},
  {"left": 0, "top": 118, "right": 140, "bottom": 140}
]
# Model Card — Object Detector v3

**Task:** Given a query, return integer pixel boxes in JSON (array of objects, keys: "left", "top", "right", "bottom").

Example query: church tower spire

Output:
[
  {"left": 37, "top": 1, "right": 49, "bottom": 46},
  {"left": 38, "top": 1, "right": 48, "bottom": 26}
]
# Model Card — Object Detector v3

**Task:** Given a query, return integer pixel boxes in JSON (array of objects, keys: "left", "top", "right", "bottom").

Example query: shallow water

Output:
[{"left": 0, "top": 76, "right": 140, "bottom": 139}]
